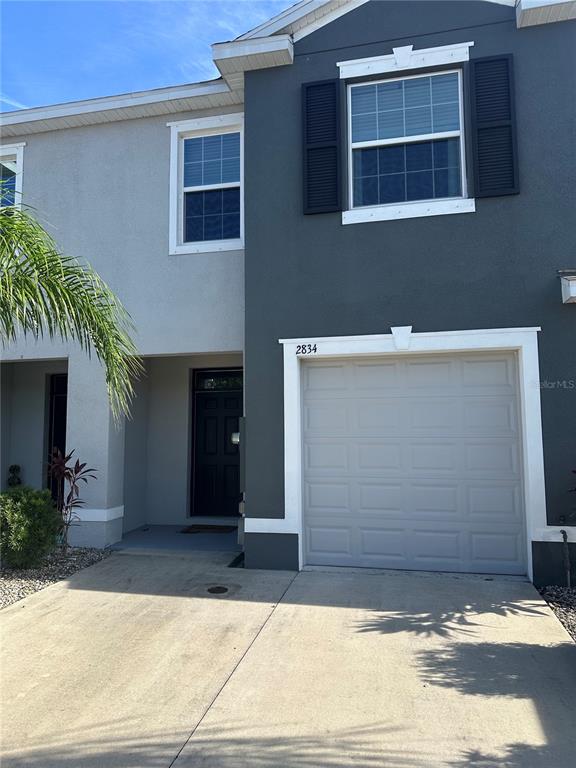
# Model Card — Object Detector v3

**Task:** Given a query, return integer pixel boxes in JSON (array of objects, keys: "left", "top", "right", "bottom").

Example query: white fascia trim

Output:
[
  {"left": 76, "top": 506, "right": 124, "bottom": 523},
  {"left": 166, "top": 113, "right": 244, "bottom": 131},
  {"left": 244, "top": 326, "right": 547, "bottom": 580},
  {"left": 1, "top": 81, "right": 230, "bottom": 127},
  {"left": 0, "top": 142, "right": 25, "bottom": 208},
  {"left": 343, "top": 198, "right": 475, "bottom": 225},
  {"left": 534, "top": 526, "right": 576, "bottom": 543},
  {"left": 212, "top": 35, "right": 292, "bottom": 63},
  {"left": 338, "top": 41, "right": 474, "bottom": 80},
  {"left": 168, "top": 114, "right": 244, "bottom": 257},
  {"left": 292, "top": 0, "right": 371, "bottom": 41},
  {"left": 239, "top": 0, "right": 512, "bottom": 41},
  {"left": 237, "top": 0, "right": 334, "bottom": 40},
  {"left": 517, "top": 0, "right": 576, "bottom": 27}
]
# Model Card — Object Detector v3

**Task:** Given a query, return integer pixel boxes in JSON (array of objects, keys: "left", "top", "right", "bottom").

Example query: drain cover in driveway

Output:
[{"left": 207, "top": 586, "right": 229, "bottom": 594}]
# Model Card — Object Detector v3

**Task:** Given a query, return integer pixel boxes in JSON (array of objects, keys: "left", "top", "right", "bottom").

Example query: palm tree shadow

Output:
[
  {"left": 1, "top": 721, "right": 426, "bottom": 768},
  {"left": 449, "top": 743, "right": 573, "bottom": 768},
  {"left": 419, "top": 641, "right": 576, "bottom": 767},
  {"left": 357, "top": 598, "right": 546, "bottom": 639}
]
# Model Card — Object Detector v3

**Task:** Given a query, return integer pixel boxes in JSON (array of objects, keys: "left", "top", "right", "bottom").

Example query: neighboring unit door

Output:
[
  {"left": 302, "top": 353, "right": 526, "bottom": 575},
  {"left": 47, "top": 373, "right": 68, "bottom": 500},
  {"left": 192, "top": 370, "right": 242, "bottom": 517}
]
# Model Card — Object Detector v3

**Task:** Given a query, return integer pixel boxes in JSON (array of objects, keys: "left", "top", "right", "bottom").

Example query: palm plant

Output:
[{"left": 0, "top": 185, "right": 142, "bottom": 418}]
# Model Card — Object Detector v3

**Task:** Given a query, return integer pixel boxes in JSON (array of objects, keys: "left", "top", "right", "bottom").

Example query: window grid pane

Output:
[
  {"left": 352, "top": 138, "right": 462, "bottom": 208},
  {"left": 184, "top": 187, "right": 241, "bottom": 243},
  {"left": 183, "top": 132, "right": 240, "bottom": 189},
  {"left": 351, "top": 72, "right": 460, "bottom": 144},
  {"left": 0, "top": 162, "right": 16, "bottom": 207},
  {"left": 181, "top": 130, "right": 241, "bottom": 244}
]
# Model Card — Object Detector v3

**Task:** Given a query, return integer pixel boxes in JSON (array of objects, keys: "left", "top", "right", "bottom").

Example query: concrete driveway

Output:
[{"left": 1, "top": 552, "right": 575, "bottom": 768}]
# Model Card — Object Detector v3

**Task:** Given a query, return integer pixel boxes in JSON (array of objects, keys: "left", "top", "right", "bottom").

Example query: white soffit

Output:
[
  {"left": 212, "top": 35, "right": 294, "bottom": 90},
  {"left": 0, "top": 80, "right": 241, "bottom": 137},
  {"left": 517, "top": 0, "right": 576, "bottom": 27},
  {"left": 337, "top": 41, "right": 474, "bottom": 79}
]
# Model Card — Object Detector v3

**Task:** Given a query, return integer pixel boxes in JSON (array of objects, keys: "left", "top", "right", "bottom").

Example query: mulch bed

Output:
[
  {"left": 0, "top": 547, "right": 111, "bottom": 610},
  {"left": 539, "top": 586, "right": 576, "bottom": 642}
]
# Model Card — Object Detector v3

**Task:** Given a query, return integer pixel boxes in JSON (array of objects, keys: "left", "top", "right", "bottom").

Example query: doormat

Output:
[{"left": 181, "top": 525, "right": 237, "bottom": 534}]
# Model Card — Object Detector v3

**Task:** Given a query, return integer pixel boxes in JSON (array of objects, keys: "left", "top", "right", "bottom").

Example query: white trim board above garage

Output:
[{"left": 244, "top": 326, "right": 548, "bottom": 580}]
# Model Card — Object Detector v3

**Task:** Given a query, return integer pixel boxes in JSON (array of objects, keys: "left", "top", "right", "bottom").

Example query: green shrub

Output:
[{"left": 0, "top": 487, "right": 61, "bottom": 568}]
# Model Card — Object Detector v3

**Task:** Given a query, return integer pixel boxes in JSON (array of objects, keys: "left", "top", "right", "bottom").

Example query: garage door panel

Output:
[
  {"left": 406, "top": 359, "right": 457, "bottom": 388},
  {"left": 410, "top": 484, "right": 460, "bottom": 516},
  {"left": 305, "top": 442, "right": 349, "bottom": 471},
  {"left": 354, "top": 361, "right": 400, "bottom": 389},
  {"left": 358, "top": 482, "right": 404, "bottom": 513},
  {"left": 409, "top": 399, "right": 460, "bottom": 430},
  {"left": 306, "top": 481, "right": 350, "bottom": 510},
  {"left": 359, "top": 528, "right": 408, "bottom": 559},
  {"left": 463, "top": 400, "right": 518, "bottom": 433},
  {"left": 307, "top": 526, "right": 352, "bottom": 557},
  {"left": 356, "top": 400, "right": 404, "bottom": 430},
  {"left": 467, "top": 484, "right": 522, "bottom": 521},
  {"left": 461, "top": 357, "right": 516, "bottom": 390},
  {"left": 470, "top": 530, "right": 523, "bottom": 565},
  {"left": 357, "top": 442, "right": 403, "bottom": 470},
  {"left": 411, "top": 443, "right": 457, "bottom": 470},
  {"left": 304, "top": 363, "right": 349, "bottom": 391},
  {"left": 464, "top": 442, "right": 519, "bottom": 473},
  {"left": 412, "top": 529, "right": 463, "bottom": 562},
  {"left": 303, "top": 353, "right": 526, "bottom": 575},
  {"left": 304, "top": 402, "right": 348, "bottom": 432}
]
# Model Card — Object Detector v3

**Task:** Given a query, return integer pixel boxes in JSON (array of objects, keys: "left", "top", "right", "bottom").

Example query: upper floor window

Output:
[
  {"left": 168, "top": 114, "right": 243, "bottom": 255},
  {"left": 0, "top": 143, "right": 24, "bottom": 208},
  {"left": 349, "top": 71, "right": 465, "bottom": 209}
]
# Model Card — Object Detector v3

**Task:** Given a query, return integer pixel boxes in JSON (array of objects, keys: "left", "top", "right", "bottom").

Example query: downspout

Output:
[{"left": 560, "top": 529, "right": 571, "bottom": 589}]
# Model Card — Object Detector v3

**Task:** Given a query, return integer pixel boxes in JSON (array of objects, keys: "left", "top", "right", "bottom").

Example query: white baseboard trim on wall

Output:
[
  {"left": 534, "top": 526, "right": 576, "bottom": 543},
  {"left": 76, "top": 506, "right": 124, "bottom": 523}
]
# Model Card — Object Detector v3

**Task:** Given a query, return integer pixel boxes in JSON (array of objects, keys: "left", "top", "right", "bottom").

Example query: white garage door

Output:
[{"left": 302, "top": 353, "right": 526, "bottom": 575}]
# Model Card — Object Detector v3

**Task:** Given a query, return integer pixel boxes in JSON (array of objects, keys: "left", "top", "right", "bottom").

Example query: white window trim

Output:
[
  {"left": 337, "top": 41, "right": 474, "bottom": 80},
  {"left": 0, "top": 142, "right": 25, "bottom": 209},
  {"left": 168, "top": 113, "right": 244, "bottom": 256},
  {"left": 244, "top": 326, "right": 548, "bottom": 581},
  {"left": 345, "top": 68, "right": 472, "bottom": 226}
]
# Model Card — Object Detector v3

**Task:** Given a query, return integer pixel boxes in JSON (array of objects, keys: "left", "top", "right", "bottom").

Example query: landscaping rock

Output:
[
  {"left": 0, "top": 547, "right": 111, "bottom": 609},
  {"left": 540, "top": 586, "right": 576, "bottom": 642}
]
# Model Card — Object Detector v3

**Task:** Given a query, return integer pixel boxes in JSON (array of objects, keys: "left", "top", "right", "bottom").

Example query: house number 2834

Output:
[{"left": 296, "top": 344, "right": 318, "bottom": 355}]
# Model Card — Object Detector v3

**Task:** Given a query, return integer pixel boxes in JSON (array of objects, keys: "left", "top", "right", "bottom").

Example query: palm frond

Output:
[{"left": 0, "top": 193, "right": 143, "bottom": 419}]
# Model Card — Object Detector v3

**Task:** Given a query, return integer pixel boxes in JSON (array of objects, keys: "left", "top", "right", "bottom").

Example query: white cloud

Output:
[{"left": 0, "top": 92, "right": 30, "bottom": 110}]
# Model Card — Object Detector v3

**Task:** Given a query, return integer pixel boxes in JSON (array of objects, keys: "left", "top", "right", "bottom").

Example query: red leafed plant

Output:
[{"left": 48, "top": 449, "right": 97, "bottom": 553}]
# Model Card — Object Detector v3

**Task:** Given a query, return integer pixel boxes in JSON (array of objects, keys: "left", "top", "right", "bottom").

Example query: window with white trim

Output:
[
  {"left": 168, "top": 115, "right": 243, "bottom": 255},
  {"left": 0, "top": 143, "right": 24, "bottom": 208},
  {"left": 348, "top": 70, "right": 466, "bottom": 209}
]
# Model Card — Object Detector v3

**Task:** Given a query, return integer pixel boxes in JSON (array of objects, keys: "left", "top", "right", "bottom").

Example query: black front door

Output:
[
  {"left": 192, "top": 370, "right": 242, "bottom": 517},
  {"left": 47, "top": 373, "right": 67, "bottom": 499}
]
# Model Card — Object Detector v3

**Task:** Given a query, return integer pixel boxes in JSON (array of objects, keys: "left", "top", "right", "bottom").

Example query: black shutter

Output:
[
  {"left": 303, "top": 80, "right": 341, "bottom": 214},
  {"left": 470, "top": 55, "right": 519, "bottom": 197}
]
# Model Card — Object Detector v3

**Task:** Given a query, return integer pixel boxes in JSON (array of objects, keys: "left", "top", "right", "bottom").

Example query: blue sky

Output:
[{"left": 1, "top": 0, "right": 293, "bottom": 111}]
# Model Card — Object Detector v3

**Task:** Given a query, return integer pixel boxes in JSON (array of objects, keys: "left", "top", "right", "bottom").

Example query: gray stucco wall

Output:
[
  {"left": 3, "top": 105, "right": 244, "bottom": 362},
  {"left": 243, "top": 2, "right": 576, "bottom": 563},
  {"left": 123, "top": 366, "right": 150, "bottom": 533},
  {"left": 0, "top": 360, "right": 68, "bottom": 491},
  {"left": 123, "top": 353, "right": 243, "bottom": 529}
]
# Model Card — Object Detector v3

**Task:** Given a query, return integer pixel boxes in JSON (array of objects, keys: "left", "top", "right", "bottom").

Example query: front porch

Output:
[
  {"left": 0, "top": 352, "right": 244, "bottom": 550},
  {"left": 114, "top": 524, "right": 242, "bottom": 556}
]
